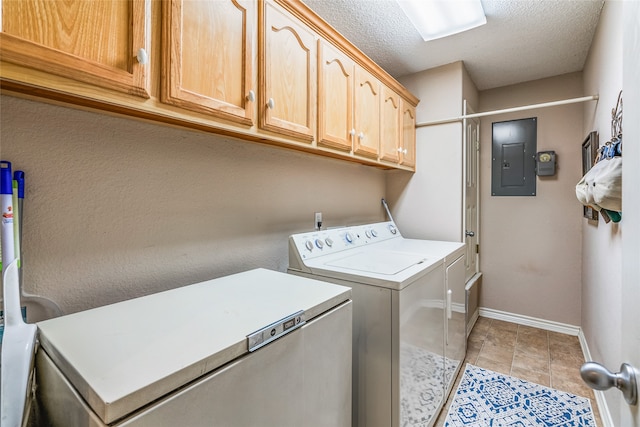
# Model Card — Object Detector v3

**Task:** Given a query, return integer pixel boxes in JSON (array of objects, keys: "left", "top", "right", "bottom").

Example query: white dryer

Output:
[{"left": 288, "top": 221, "right": 465, "bottom": 427}]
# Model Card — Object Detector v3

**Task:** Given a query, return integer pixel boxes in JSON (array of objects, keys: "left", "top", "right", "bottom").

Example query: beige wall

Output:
[
  {"left": 478, "top": 72, "right": 585, "bottom": 326},
  {"left": 0, "top": 95, "right": 386, "bottom": 314},
  {"left": 581, "top": 0, "right": 624, "bottom": 421},
  {"left": 387, "top": 62, "right": 470, "bottom": 241},
  {"left": 462, "top": 65, "right": 479, "bottom": 114}
]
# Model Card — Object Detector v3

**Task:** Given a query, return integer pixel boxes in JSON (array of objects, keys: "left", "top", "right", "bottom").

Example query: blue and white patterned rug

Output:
[{"left": 444, "top": 364, "right": 596, "bottom": 427}]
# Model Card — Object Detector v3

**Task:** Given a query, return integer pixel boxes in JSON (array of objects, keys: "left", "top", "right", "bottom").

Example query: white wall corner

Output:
[{"left": 578, "top": 329, "right": 615, "bottom": 427}]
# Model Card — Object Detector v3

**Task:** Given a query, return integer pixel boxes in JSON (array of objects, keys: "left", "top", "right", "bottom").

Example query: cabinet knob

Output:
[
  {"left": 246, "top": 90, "right": 255, "bottom": 103},
  {"left": 403, "top": 149, "right": 408, "bottom": 155},
  {"left": 349, "top": 129, "right": 356, "bottom": 137},
  {"left": 267, "top": 98, "right": 275, "bottom": 109},
  {"left": 358, "top": 132, "right": 364, "bottom": 140},
  {"left": 136, "top": 48, "right": 149, "bottom": 65},
  {"left": 397, "top": 147, "right": 402, "bottom": 152}
]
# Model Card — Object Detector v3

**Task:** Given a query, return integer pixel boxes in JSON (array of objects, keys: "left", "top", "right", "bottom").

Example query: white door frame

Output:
[{"left": 462, "top": 100, "right": 480, "bottom": 283}]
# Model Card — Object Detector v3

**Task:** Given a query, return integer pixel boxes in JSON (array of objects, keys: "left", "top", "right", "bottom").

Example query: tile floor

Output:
[{"left": 435, "top": 316, "right": 602, "bottom": 426}]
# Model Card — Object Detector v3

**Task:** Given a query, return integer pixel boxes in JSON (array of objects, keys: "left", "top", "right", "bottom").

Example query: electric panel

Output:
[{"left": 491, "top": 118, "right": 537, "bottom": 196}]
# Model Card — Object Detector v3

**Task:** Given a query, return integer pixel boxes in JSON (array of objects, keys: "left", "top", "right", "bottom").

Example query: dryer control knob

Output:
[
  {"left": 325, "top": 238, "right": 334, "bottom": 247},
  {"left": 315, "top": 239, "right": 324, "bottom": 249},
  {"left": 371, "top": 229, "right": 378, "bottom": 237},
  {"left": 305, "top": 240, "right": 314, "bottom": 251},
  {"left": 365, "top": 230, "right": 372, "bottom": 238},
  {"left": 388, "top": 225, "right": 397, "bottom": 235},
  {"left": 345, "top": 232, "right": 354, "bottom": 243}
]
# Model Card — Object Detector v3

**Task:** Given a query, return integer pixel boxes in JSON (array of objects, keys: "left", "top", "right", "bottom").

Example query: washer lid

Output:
[
  {"left": 36, "top": 269, "right": 350, "bottom": 424},
  {"left": 326, "top": 251, "right": 427, "bottom": 275}
]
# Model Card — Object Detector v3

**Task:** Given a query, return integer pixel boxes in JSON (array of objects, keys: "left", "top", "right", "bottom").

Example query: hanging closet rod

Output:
[{"left": 416, "top": 95, "right": 599, "bottom": 128}]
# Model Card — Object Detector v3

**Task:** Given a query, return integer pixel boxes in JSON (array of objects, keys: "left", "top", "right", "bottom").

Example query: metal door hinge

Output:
[{"left": 476, "top": 244, "right": 479, "bottom": 254}]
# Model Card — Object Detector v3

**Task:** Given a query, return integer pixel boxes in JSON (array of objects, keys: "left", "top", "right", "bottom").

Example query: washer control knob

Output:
[
  {"left": 305, "top": 240, "right": 314, "bottom": 251},
  {"left": 388, "top": 224, "right": 397, "bottom": 235},
  {"left": 365, "top": 230, "right": 371, "bottom": 238},
  {"left": 325, "top": 238, "right": 334, "bottom": 247},
  {"left": 315, "top": 238, "right": 324, "bottom": 249},
  {"left": 371, "top": 229, "right": 378, "bottom": 237},
  {"left": 345, "top": 232, "right": 354, "bottom": 243}
]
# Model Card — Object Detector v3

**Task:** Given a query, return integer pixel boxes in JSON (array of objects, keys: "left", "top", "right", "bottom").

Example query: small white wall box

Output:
[{"left": 536, "top": 151, "right": 556, "bottom": 176}]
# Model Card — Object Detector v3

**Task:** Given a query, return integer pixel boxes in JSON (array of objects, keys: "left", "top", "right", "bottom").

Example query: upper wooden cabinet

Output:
[
  {"left": 0, "top": 0, "right": 151, "bottom": 98},
  {"left": 0, "top": 0, "right": 418, "bottom": 170},
  {"left": 400, "top": 101, "right": 416, "bottom": 168},
  {"left": 380, "top": 86, "right": 401, "bottom": 163},
  {"left": 259, "top": 0, "right": 317, "bottom": 142},
  {"left": 353, "top": 67, "right": 380, "bottom": 159},
  {"left": 162, "top": 0, "right": 255, "bottom": 126},
  {"left": 317, "top": 41, "right": 354, "bottom": 152}
]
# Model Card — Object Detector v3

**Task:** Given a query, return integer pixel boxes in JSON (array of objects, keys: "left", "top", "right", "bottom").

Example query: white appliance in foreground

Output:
[
  {"left": 34, "top": 268, "right": 352, "bottom": 427},
  {"left": 288, "top": 221, "right": 465, "bottom": 427}
]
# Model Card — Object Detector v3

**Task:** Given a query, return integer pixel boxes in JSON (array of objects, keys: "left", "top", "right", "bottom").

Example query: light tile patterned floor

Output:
[{"left": 435, "top": 316, "right": 602, "bottom": 426}]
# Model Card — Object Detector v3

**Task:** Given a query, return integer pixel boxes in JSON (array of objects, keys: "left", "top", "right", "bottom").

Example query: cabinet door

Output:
[
  {"left": 353, "top": 67, "right": 380, "bottom": 158},
  {"left": 317, "top": 41, "right": 354, "bottom": 152},
  {"left": 162, "top": 0, "right": 255, "bottom": 126},
  {"left": 400, "top": 101, "right": 416, "bottom": 168},
  {"left": 380, "top": 87, "right": 401, "bottom": 162},
  {"left": 260, "top": 0, "right": 316, "bottom": 142},
  {"left": 0, "top": 0, "right": 150, "bottom": 98}
]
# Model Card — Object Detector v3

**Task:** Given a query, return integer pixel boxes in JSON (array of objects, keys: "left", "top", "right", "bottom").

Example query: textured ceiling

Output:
[{"left": 302, "top": 0, "right": 605, "bottom": 90}]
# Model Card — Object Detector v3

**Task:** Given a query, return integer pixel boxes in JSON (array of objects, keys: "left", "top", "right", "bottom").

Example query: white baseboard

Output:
[
  {"left": 476, "top": 307, "right": 613, "bottom": 426},
  {"left": 578, "top": 330, "right": 615, "bottom": 427},
  {"left": 478, "top": 307, "right": 580, "bottom": 336}
]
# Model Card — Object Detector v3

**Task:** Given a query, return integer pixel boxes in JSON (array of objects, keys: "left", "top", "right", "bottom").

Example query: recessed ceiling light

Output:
[{"left": 396, "top": 0, "right": 487, "bottom": 41}]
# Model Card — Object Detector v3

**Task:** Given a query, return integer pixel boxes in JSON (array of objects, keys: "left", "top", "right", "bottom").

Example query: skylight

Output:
[{"left": 396, "top": 0, "right": 487, "bottom": 41}]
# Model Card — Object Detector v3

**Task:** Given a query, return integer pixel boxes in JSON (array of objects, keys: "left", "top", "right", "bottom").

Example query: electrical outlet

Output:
[{"left": 314, "top": 212, "right": 322, "bottom": 230}]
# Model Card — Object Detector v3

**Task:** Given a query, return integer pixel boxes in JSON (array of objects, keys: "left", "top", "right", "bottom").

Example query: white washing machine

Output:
[
  {"left": 33, "top": 268, "right": 352, "bottom": 427},
  {"left": 288, "top": 221, "right": 465, "bottom": 427}
]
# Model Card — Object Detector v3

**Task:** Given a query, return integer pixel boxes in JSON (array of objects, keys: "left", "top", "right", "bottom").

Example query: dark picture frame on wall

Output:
[{"left": 581, "top": 131, "right": 599, "bottom": 221}]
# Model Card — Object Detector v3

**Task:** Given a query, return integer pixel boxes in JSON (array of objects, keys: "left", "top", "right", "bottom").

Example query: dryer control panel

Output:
[{"left": 288, "top": 221, "right": 402, "bottom": 262}]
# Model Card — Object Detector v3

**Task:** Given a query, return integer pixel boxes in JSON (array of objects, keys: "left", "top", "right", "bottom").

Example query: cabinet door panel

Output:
[
  {"left": 0, "top": 0, "right": 150, "bottom": 97},
  {"left": 318, "top": 41, "right": 353, "bottom": 151},
  {"left": 260, "top": 0, "right": 316, "bottom": 142},
  {"left": 353, "top": 67, "right": 380, "bottom": 158},
  {"left": 162, "top": 0, "right": 254, "bottom": 125},
  {"left": 401, "top": 102, "right": 416, "bottom": 167},
  {"left": 380, "top": 87, "right": 400, "bottom": 162}
]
